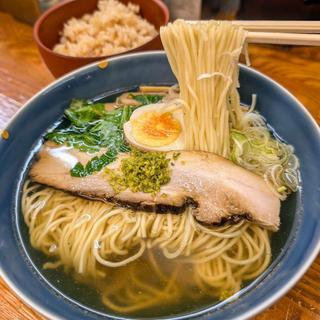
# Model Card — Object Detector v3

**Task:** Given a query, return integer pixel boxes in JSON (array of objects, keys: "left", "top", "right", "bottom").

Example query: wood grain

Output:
[{"left": 0, "top": 11, "right": 319, "bottom": 320}]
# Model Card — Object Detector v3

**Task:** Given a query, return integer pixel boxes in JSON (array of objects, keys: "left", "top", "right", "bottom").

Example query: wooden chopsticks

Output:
[
  {"left": 246, "top": 32, "right": 320, "bottom": 46},
  {"left": 186, "top": 20, "right": 320, "bottom": 46},
  {"left": 232, "top": 20, "right": 320, "bottom": 34},
  {"left": 234, "top": 20, "right": 320, "bottom": 46}
]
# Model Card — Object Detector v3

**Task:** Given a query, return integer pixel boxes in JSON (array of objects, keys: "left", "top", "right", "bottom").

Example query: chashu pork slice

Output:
[{"left": 30, "top": 142, "right": 281, "bottom": 231}]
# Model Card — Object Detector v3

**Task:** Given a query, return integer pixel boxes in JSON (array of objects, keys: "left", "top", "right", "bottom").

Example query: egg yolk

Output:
[{"left": 131, "top": 111, "right": 181, "bottom": 147}]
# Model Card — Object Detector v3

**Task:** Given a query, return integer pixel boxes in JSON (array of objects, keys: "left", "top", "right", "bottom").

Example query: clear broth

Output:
[{"left": 17, "top": 88, "right": 298, "bottom": 318}]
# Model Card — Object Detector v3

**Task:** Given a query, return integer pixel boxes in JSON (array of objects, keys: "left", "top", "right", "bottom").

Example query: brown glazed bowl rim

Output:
[{"left": 33, "top": 0, "right": 169, "bottom": 61}]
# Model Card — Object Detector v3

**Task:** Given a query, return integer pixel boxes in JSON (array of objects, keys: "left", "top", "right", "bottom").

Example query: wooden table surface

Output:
[{"left": 0, "top": 12, "right": 319, "bottom": 320}]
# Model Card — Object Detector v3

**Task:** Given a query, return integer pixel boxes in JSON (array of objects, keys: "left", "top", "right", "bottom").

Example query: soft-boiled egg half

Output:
[{"left": 123, "top": 101, "right": 185, "bottom": 151}]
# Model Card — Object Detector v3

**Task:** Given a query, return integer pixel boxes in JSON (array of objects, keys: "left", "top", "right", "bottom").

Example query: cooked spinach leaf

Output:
[
  {"left": 46, "top": 101, "right": 135, "bottom": 151},
  {"left": 65, "top": 99, "right": 106, "bottom": 127},
  {"left": 70, "top": 149, "right": 118, "bottom": 177},
  {"left": 45, "top": 99, "right": 136, "bottom": 177},
  {"left": 45, "top": 129, "right": 101, "bottom": 153},
  {"left": 132, "top": 94, "right": 163, "bottom": 106}
]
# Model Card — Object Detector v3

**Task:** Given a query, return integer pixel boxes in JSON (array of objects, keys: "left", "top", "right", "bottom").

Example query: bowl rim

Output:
[
  {"left": 33, "top": 0, "right": 169, "bottom": 61},
  {"left": 0, "top": 50, "right": 319, "bottom": 320}
]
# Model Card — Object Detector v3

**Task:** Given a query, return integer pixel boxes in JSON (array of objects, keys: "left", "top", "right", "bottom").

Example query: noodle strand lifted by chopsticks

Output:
[{"left": 160, "top": 20, "right": 248, "bottom": 157}]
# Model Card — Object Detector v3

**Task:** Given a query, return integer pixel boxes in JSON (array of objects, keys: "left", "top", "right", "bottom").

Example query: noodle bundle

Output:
[
  {"left": 160, "top": 20, "right": 247, "bottom": 157},
  {"left": 22, "top": 181, "right": 270, "bottom": 312}
]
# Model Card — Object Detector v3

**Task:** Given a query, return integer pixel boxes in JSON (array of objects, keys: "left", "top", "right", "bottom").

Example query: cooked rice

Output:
[{"left": 53, "top": 0, "right": 158, "bottom": 57}]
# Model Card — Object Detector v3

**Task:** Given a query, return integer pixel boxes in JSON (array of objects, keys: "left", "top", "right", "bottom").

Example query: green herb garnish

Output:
[{"left": 105, "top": 149, "right": 171, "bottom": 194}]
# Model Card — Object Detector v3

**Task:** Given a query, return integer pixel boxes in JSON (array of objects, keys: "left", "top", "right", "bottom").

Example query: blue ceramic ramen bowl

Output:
[{"left": 0, "top": 52, "right": 319, "bottom": 320}]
